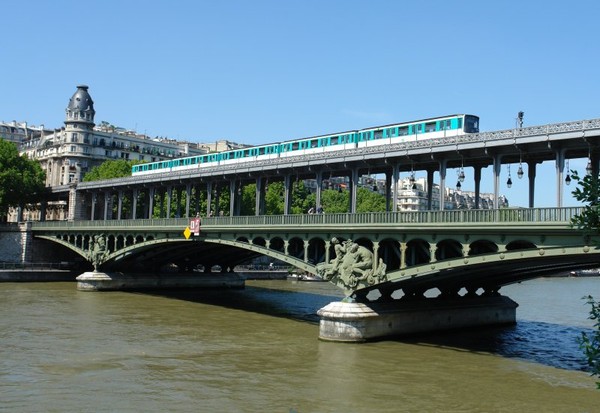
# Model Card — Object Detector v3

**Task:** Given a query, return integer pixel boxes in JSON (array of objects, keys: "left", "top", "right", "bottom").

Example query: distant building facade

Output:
[{"left": 17, "top": 85, "right": 211, "bottom": 187}]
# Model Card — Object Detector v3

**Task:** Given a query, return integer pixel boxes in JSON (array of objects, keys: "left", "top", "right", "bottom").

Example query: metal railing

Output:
[{"left": 30, "top": 207, "right": 583, "bottom": 230}]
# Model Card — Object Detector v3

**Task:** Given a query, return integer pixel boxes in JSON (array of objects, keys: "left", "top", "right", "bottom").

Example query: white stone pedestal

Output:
[
  {"left": 76, "top": 271, "right": 245, "bottom": 291},
  {"left": 317, "top": 296, "right": 518, "bottom": 342}
]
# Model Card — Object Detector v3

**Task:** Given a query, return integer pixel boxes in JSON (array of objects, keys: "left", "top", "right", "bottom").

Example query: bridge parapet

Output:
[{"left": 31, "top": 207, "right": 584, "bottom": 229}]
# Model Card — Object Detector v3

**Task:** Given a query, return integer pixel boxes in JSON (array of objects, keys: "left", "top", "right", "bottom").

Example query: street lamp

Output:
[{"left": 506, "top": 164, "right": 513, "bottom": 188}]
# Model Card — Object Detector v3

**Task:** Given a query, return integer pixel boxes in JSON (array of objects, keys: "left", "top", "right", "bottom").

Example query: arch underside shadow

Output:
[{"left": 35, "top": 236, "right": 600, "bottom": 299}]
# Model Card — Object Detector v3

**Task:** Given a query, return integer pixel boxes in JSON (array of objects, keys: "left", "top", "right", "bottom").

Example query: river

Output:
[{"left": 1, "top": 277, "right": 599, "bottom": 412}]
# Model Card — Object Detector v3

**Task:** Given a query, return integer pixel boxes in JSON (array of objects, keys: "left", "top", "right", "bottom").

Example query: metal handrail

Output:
[{"left": 30, "top": 207, "right": 583, "bottom": 229}]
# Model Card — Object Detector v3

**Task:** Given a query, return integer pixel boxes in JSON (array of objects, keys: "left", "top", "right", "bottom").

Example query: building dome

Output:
[
  {"left": 68, "top": 85, "right": 94, "bottom": 112},
  {"left": 65, "top": 85, "right": 95, "bottom": 128}
]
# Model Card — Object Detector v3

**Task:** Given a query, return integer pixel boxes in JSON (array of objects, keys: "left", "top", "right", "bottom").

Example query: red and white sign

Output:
[{"left": 190, "top": 218, "right": 201, "bottom": 236}]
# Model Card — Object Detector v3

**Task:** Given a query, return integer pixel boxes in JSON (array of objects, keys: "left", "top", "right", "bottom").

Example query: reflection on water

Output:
[{"left": 1, "top": 277, "right": 599, "bottom": 412}]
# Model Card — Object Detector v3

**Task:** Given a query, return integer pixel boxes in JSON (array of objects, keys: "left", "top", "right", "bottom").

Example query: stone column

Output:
[
  {"left": 303, "top": 241, "right": 309, "bottom": 263},
  {"left": 400, "top": 242, "right": 407, "bottom": 269},
  {"left": 372, "top": 241, "right": 380, "bottom": 271}
]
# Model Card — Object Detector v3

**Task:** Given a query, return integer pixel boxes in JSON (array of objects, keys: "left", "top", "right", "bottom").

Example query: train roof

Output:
[{"left": 271, "top": 114, "right": 479, "bottom": 145}]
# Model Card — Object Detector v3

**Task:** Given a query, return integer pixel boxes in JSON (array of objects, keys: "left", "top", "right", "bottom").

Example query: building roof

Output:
[{"left": 67, "top": 85, "right": 95, "bottom": 113}]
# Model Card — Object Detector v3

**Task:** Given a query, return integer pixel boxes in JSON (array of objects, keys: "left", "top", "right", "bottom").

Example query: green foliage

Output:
[
  {"left": 569, "top": 170, "right": 600, "bottom": 234},
  {"left": 320, "top": 189, "right": 349, "bottom": 213},
  {"left": 0, "top": 138, "right": 46, "bottom": 217},
  {"left": 570, "top": 170, "right": 600, "bottom": 389},
  {"left": 578, "top": 295, "right": 600, "bottom": 389},
  {"left": 356, "top": 187, "right": 386, "bottom": 213},
  {"left": 83, "top": 159, "right": 141, "bottom": 182}
]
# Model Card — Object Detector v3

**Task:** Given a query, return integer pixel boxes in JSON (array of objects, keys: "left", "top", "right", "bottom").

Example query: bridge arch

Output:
[
  {"left": 469, "top": 239, "right": 499, "bottom": 255},
  {"left": 252, "top": 237, "right": 266, "bottom": 247},
  {"left": 435, "top": 239, "right": 463, "bottom": 261},
  {"left": 506, "top": 240, "right": 537, "bottom": 251},
  {"left": 269, "top": 237, "right": 285, "bottom": 253},
  {"left": 287, "top": 237, "right": 304, "bottom": 260},
  {"left": 378, "top": 238, "right": 401, "bottom": 272},
  {"left": 406, "top": 238, "right": 430, "bottom": 266}
]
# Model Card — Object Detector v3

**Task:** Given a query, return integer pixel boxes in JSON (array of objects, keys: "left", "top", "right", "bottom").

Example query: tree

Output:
[
  {"left": 0, "top": 139, "right": 46, "bottom": 220},
  {"left": 569, "top": 169, "right": 600, "bottom": 388},
  {"left": 356, "top": 187, "right": 386, "bottom": 213},
  {"left": 83, "top": 159, "right": 140, "bottom": 182}
]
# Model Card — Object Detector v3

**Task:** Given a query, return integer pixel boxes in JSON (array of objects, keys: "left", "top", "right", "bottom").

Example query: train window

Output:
[
  {"left": 398, "top": 126, "right": 408, "bottom": 136},
  {"left": 425, "top": 122, "right": 436, "bottom": 132},
  {"left": 374, "top": 130, "right": 383, "bottom": 139},
  {"left": 457, "top": 118, "right": 463, "bottom": 129}
]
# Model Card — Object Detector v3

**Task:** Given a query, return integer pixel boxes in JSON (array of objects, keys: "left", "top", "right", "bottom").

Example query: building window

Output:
[
  {"left": 71, "top": 133, "right": 78, "bottom": 142},
  {"left": 70, "top": 146, "right": 76, "bottom": 152}
]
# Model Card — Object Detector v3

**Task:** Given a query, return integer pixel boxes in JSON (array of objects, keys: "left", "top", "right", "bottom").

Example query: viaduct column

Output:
[
  {"left": 255, "top": 177, "right": 265, "bottom": 216},
  {"left": 350, "top": 168, "right": 359, "bottom": 213},
  {"left": 131, "top": 189, "right": 138, "bottom": 219},
  {"left": 555, "top": 149, "right": 566, "bottom": 207},
  {"left": 148, "top": 187, "right": 155, "bottom": 219},
  {"left": 284, "top": 175, "right": 292, "bottom": 215},
  {"left": 391, "top": 164, "right": 399, "bottom": 212},
  {"left": 473, "top": 166, "right": 482, "bottom": 209},
  {"left": 117, "top": 191, "right": 123, "bottom": 220},
  {"left": 438, "top": 159, "right": 447, "bottom": 210},
  {"left": 206, "top": 182, "right": 212, "bottom": 216},
  {"left": 103, "top": 192, "right": 109, "bottom": 221},
  {"left": 427, "top": 168, "right": 435, "bottom": 210},
  {"left": 493, "top": 153, "right": 502, "bottom": 209},
  {"left": 185, "top": 184, "right": 191, "bottom": 218},
  {"left": 90, "top": 193, "right": 97, "bottom": 221},
  {"left": 527, "top": 160, "right": 537, "bottom": 208},
  {"left": 315, "top": 171, "right": 323, "bottom": 211},
  {"left": 229, "top": 179, "right": 235, "bottom": 216}
]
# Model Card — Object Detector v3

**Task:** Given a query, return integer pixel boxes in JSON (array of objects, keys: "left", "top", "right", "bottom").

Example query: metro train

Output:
[{"left": 131, "top": 114, "right": 480, "bottom": 176}]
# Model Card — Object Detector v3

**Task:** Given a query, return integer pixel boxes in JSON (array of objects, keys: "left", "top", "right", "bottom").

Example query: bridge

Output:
[
  {"left": 30, "top": 207, "right": 599, "bottom": 341},
  {"left": 34, "top": 116, "right": 600, "bottom": 223},
  {"left": 22, "top": 116, "right": 600, "bottom": 341}
]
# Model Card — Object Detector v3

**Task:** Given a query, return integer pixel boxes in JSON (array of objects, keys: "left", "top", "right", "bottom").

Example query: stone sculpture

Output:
[
  {"left": 88, "top": 234, "right": 109, "bottom": 271},
  {"left": 317, "top": 238, "right": 387, "bottom": 291}
]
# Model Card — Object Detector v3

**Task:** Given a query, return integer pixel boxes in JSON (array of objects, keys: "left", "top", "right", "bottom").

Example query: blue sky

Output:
[{"left": 2, "top": 0, "right": 599, "bottom": 207}]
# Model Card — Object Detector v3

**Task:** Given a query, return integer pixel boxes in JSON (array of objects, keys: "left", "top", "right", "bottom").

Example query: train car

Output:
[
  {"left": 130, "top": 114, "right": 479, "bottom": 176},
  {"left": 357, "top": 114, "right": 479, "bottom": 148}
]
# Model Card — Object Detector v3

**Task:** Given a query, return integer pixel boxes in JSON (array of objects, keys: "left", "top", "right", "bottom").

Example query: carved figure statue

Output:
[
  {"left": 317, "top": 238, "right": 387, "bottom": 291},
  {"left": 88, "top": 234, "right": 108, "bottom": 271}
]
